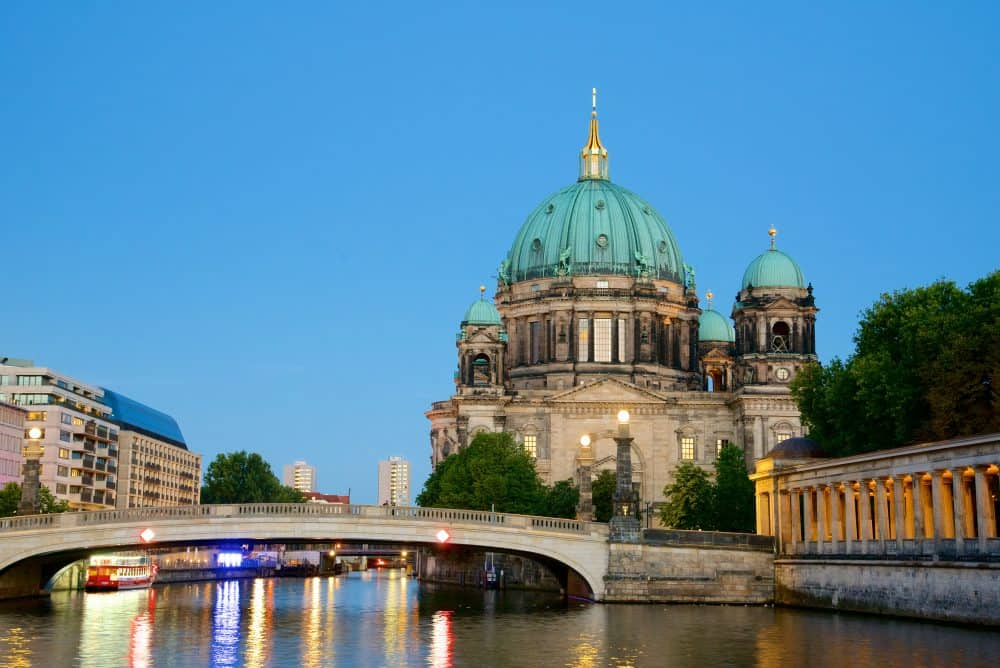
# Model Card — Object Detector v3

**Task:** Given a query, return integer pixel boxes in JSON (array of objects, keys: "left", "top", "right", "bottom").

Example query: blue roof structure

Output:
[{"left": 101, "top": 388, "right": 187, "bottom": 449}]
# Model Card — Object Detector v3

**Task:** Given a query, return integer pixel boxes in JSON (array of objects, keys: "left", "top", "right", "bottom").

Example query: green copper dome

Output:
[
  {"left": 741, "top": 248, "right": 806, "bottom": 289},
  {"left": 698, "top": 308, "right": 735, "bottom": 342},
  {"left": 503, "top": 179, "right": 686, "bottom": 284},
  {"left": 462, "top": 297, "right": 503, "bottom": 326}
]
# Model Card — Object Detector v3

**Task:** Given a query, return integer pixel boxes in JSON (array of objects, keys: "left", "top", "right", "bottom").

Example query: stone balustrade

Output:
[{"left": 751, "top": 433, "right": 1000, "bottom": 559}]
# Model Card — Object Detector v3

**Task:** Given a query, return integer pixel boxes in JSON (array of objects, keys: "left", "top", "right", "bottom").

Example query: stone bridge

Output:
[{"left": 0, "top": 504, "right": 610, "bottom": 600}]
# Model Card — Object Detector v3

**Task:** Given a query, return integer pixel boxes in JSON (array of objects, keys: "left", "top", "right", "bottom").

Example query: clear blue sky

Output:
[{"left": 2, "top": 2, "right": 997, "bottom": 503}]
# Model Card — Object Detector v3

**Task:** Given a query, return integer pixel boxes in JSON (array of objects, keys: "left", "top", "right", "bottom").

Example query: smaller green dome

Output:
[
  {"left": 699, "top": 308, "right": 734, "bottom": 342},
  {"left": 741, "top": 249, "right": 806, "bottom": 289},
  {"left": 463, "top": 298, "right": 503, "bottom": 326}
]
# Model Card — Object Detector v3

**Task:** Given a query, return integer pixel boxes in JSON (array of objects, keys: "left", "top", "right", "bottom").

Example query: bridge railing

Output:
[{"left": 0, "top": 504, "right": 604, "bottom": 536}]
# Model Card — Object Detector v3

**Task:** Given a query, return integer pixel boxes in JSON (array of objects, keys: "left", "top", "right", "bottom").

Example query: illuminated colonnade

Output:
[{"left": 751, "top": 433, "right": 1000, "bottom": 558}]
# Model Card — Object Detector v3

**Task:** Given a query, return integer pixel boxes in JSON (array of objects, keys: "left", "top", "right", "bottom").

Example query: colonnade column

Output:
[
  {"left": 952, "top": 469, "right": 967, "bottom": 551},
  {"left": 802, "top": 487, "right": 814, "bottom": 551},
  {"left": 911, "top": 473, "right": 926, "bottom": 548},
  {"left": 816, "top": 486, "right": 828, "bottom": 554},
  {"left": 789, "top": 488, "right": 800, "bottom": 554},
  {"left": 931, "top": 470, "right": 948, "bottom": 546},
  {"left": 829, "top": 483, "right": 841, "bottom": 553},
  {"left": 875, "top": 478, "right": 889, "bottom": 553},
  {"left": 844, "top": 481, "right": 858, "bottom": 554},
  {"left": 891, "top": 475, "right": 906, "bottom": 551},
  {"left": 858, "top": 480, "right": 872, "bottom": 554},
  {"left": 975, "top": 466, "right": 998, "bottom": 554}
]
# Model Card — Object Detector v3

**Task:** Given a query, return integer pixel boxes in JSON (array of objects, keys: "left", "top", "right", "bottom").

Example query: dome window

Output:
[
  {"left": 545, "top": 203, "right": 555, "bottom": 214},
  {"left": 595, "top": 199, "right": 606, "bottom": 210},
  {"left": 531, "top": 238, "right": 543, "bottom": 252},
  {"left": 596, "top": 234, "right": 609, "bottom": 248},
  {"left": 658, "top": 240, "right": 668, "bottom": 253}
]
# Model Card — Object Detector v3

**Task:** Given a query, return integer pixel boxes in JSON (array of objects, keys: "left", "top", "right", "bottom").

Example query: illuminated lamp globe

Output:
[
  {"left": 580, "top": 434, "right": 591, "bottom": 447},
  {"left": 617, "top": 410, "right": 630, "bottom": 424},
  {"left": 28, "top": 427, "right": 42, "bottom": 439}
]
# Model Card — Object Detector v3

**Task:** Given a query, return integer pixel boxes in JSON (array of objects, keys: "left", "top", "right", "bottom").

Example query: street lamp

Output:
[
  {"left": 576, "top": 434, "right": 594, "bottom": 521},
  {"left": 18, "top": 427, "right": 45, "bottom": 515},
  {"left": 610, "top": 408, "right": 640, "bottom": 539}
]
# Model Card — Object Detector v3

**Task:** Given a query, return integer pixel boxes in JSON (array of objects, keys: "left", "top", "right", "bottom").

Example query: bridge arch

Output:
[{"left": 0, "top": 505, "right": 610, "bottom": 601}]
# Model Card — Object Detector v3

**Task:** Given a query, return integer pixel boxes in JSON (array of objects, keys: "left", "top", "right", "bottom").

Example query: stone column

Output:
[
  {"left": 975, "top": 466, "right": 997, "bottom": 553},
  {"left": 844, "top": 481, "right": 857, "bottom": 555},
  {"left": 816, "top": 485, "right": 828, "bottom": 555},
  {"left": 875, "top": 477, "right": 889, "bottom": 554},
  {"left": 951, "top": 469, "right": 967, "bottom": 552},
  {"left": 755, "top": 417, "right": 766, "bottom": 461},
  {"left": 931, "top": 470, "right": 948, "bottom": 546},
  {"left": 891, "top": 475, "right": 906, "bottom": 552},
  {"left": 802, "top": 487, "right": 814, "bottom": 551},
  {"left": 829, "top": 483, "right": 841, "bottom": 553},
  {"left": 789, "top": 488, "right": 800, "bottom": 554},
  {"left": 911, "top": 474, "right": 926, "bottom": 548},
  {"left": 858, "top": 480, "right": 872, "bottom": 554}
]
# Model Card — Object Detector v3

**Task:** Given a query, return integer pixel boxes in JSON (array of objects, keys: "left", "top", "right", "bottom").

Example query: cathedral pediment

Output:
[
  {"left": 465, "top": 330, "right": 500, "bottom": 344},
  {"left": 702, "top": 348, "right": 732, "bottom": 362},
  {"left": 547, "top": 377, "right": 666, "bottom": 404}
]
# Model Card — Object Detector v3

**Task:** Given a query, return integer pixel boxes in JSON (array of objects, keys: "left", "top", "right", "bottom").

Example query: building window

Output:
[
  {"left": 58, "top": 448, "right": 69, "bottom": 459},
  {"left": 72, "top": 416, "right": 84, "bottom": 426},
  {"left": 0, "top": 375, "right": 8, "bottom": 385},
  {"left": 70, "top": 468, "right": 81, "bottom": 477},
  {"left": 57, "top": 465, "right": 68, "bottom": 477},
  {"left": 594, "top": 318, "right": 612, "bottom": 362},
  {"left": 716, "top": 439, "right": 730, "bottom": 457},
  {"left": 618, "top": 319, "right": 626, "bottom": 361},
  {"left": 776, "top": 431, "right": 792, "bottom": 443},
  {"left": 16, "top": 376, "right": 43, "bottom": 386},
  {"left": 523, "top": 435, "right": 537, "bottom": 459},
  {"left": 577, "top": 319, "right": 589, "bottom": 361},
  {"left": 530, "top": 321, "right": 542, "bottom": 364},
  {"left": 60, "top": 430, "right": 72, "bottom": 442},
  {"left": 596, "top": 280, "right": 609, "bottom": 289},
  {"left": 56, "top": 483, "right": 67, "bottom": 494},
  {"left": 681, "top": 436, "right": 696, "bottom": 461},
  {"left": 28, "top": 411, "right": 47, "bottom": 421}
]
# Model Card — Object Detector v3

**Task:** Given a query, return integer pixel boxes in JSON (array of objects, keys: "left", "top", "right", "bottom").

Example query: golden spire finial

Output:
[
  {"left": 580, "top": 88, "right": 609, "bottom": 180},
  {"left": 705, "top": 290, "right": 714, "bottom": 307},
  {"left": 479, "top": 284, "right": 486, "bottom": 298},
  {"left": 768, "top": 225, "right": 777, "bottom": 249}
]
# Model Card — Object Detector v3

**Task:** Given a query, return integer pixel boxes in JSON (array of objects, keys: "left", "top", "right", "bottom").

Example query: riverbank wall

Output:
[
  {"left": 775, "top": 558, "right": 1000, "bottom": 625},
  {"left": 603, "top": 530, "right": 775, "bottom": 603},
  {"left": 418, "top": 547, "right": 562, "bottom": 592}
]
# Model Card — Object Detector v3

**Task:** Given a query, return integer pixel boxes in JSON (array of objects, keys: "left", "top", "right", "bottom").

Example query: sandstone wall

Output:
[
  {"left": 775, "top": 559, "right": 1000, "bottom": 625},
  {"left": 603, "top": 541, "right": 774, "bottom": 603}
]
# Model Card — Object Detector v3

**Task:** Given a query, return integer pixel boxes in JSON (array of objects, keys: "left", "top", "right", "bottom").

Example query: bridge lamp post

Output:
[
  {"left": 610, "top": 409, "right": 640, "bottom": 540},
  {"left": 18, "top": 427, "right": 44, "bottom": 515},
  {"left": 576, "top": 434, "right": 594, "bottom": 521}
]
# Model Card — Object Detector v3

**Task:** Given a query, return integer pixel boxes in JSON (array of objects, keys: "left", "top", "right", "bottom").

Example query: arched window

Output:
[
  {"left": 771, "top": 321, "right": 790, "bottom": 352},
  {"left": 472, "top": 354, "right": 490, "bottom": 386}
]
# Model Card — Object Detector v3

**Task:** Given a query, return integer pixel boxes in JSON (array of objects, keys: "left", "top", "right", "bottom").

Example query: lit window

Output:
[
  {"left": 716, "top": 439, "right": 730, "bottom": 457},
  {"left": 681, "top": 436, "right": 696, "bottom": 461},
  {"left": 72, "top": 416, "right": 84, "bottom": 426},
  {"left": 596, "top": 280, "right": 609, "bottom": 289},
  {"left": 618, "top": 319, "right": 626, "bottom": 361},
  {"left": 594, "top": 319, "right": 612, "bottom": 362},
  {"left": 578, "top": 319, "right": 589, "bottom": 361},
  {"left": 777, "top": 431, "right": 792, "bottom": 443},
  {"left": 70, "top": 468, "right": 81, "bottom": 477},
  {"left": 28, "top": 411, "right": 47, "bottom": 421},
  {"left": 523, "top": 435, "right": 537, "bottom": 458}
]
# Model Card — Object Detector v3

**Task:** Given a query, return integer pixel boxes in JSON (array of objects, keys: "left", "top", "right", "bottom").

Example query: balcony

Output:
[
  {"left": 82, "top": 455, "right": 95, "bottom": 469},
  {"left": 105, "top": 480, "right": 116, "bottom": 490},
  {"left": 107, "top": 464, "right": 117, "bottom": 474},
  {"left": 83, "top": 441, "right": 96, "bottom": 453},
  {"left": 81, "top": 489, "right": 93, "bottom": 503},
  {"left": 82, "top": 474, "right": 94, "bottom": 486}
]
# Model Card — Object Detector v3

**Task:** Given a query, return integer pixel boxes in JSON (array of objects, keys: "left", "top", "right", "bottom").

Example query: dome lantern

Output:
[{"left": 579, "top": 88, "right": 609, "bottom": 181}]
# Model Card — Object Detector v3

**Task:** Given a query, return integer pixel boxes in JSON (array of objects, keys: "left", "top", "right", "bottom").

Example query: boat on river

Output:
[{"left": 85, "top": 554, "right": 157, "bottom": 591}]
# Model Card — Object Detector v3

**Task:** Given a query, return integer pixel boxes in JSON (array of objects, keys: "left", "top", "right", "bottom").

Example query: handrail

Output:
[{"left": 0, "top": 504, "right": 606, "bottom": 536}]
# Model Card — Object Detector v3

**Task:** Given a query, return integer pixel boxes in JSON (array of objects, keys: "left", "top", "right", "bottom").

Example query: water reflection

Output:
[
  {"left": 2, "top": 573, "right": 1000, "bottom": 666},
  {"left": 211, "top": 580, "right": 241, "bottom": 666}
]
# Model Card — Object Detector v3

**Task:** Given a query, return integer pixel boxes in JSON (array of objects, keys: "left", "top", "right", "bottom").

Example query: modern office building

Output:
[
  {"left": 0, "top": 358, "right": 199, "bottom": 510},
  {"left": 103, "top": 389, "right": 201, "bottom": 508},
  {"left": 0, "top": 402, "right": 25, "bottom": 486},
  {"left": 427, "top": 97, "right": 818, "bottom": 514},
  {"left": 0, "top": 360, "right": 122, "bottom": 510},
  {"left": 283, "top": 460, "right": 316, "bottom": 493},
  {"left": 377, "top": 456, "right": 410, "bottom": 506}
]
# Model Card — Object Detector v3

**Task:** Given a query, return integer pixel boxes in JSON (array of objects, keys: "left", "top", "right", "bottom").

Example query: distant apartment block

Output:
[
  {"left": 377, "top": 456, "right": 410, "bottom": 506},
  {"left": 0, "top": 358, "right": 200, "bottom": 510},
  {"left": 103, "top": 390, "right": 201, "bottom": 508},
  {"left": 283, "top": 460, "right": 316, "bottom": 493},
  {"left": 0, "top": 402, "right": 25, "bottom": 486}
]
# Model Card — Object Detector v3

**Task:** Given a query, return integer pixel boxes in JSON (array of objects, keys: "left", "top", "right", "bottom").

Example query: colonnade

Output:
[{"left": 753, "top": 434, "right": 1000, "bottom": 558}]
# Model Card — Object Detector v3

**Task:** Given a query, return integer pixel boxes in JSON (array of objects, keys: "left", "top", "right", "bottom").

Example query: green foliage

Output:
[
  {"left": 659, "top": 462, "right": 715, "bottom": 530},
  {"left": 415, "top": 432, "right": 578, "bottom": 518},
  {"left": 0, "top": 483, "right": 70, "bottom": 517},
  {"left": 713, "top": 444, "right": 755, "bottom": 532},
  {"left": 590, "top": 470, "right": 616, "bottom": 523},
  {"left": 791, "top": 271, "right": 1000, "bottom": 456},
  {"left": 541, "top": 479, "right": 580, "bottom": 519},
  {"left": 200, "top": 451, "right": 305, "bottom": 504}
]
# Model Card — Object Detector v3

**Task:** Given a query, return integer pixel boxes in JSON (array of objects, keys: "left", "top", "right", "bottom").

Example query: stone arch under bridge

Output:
[{"left": 0, "top": 504, "right": 610, "bottom": 601}]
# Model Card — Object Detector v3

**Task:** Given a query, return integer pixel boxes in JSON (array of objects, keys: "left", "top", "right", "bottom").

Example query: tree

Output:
[
  {"left": 200, "top": 451, "right": 305, "bottom": 504},
  {"left": 0, "top": 483, "right": 70, "bottom": 517},
  {"left": 539, "top": 479, "right": 579, "bottom": 519},
  {"left": 590, "top": 470, "right": 616, "bottom": 523},
  {"left": 791, "top": 271, "right": 1000, "bottom": 456},
  {"left": 416, "top": 432, "right": 574, "bottom": 516},
  {"left": 658, "top": 462, "right": 714, "bottom": 530},
  {"left": 713, "top": 444, "right": 755, "bottom": 532}
]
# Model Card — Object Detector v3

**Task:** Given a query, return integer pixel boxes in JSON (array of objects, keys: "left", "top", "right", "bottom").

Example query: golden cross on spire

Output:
[
  {"left": 592, "top": 87, "right": 597, "bottom": 117},
  {"left": 705, "top": 290, "right": 714, "bottom": 308},
  {"left": 768, "top": 225, "right": 777, "bottom": 250},
  {"left": 479, "top": 284, "right": 486, "bottom": 298}
]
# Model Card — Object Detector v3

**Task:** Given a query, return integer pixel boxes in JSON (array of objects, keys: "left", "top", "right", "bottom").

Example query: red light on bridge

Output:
[
  {"left": 436, "top": 529, "right": 450, "bottom": 543},
  {"left": 140, "top": 528, "right": 156, "bottom": 543}
]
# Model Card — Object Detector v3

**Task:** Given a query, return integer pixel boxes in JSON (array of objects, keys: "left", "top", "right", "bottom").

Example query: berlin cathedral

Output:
[{"left": 427, "top": 94, "right": 819, "bottom": 510}]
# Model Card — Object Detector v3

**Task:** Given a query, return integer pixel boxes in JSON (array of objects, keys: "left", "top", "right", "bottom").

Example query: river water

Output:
[{"left": 0, "top": 570, "right": 997, "bottom": 667}]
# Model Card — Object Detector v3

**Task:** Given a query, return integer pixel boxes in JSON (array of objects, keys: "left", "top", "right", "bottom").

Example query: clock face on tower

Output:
[{"left": 775, "top": 367, "right": 790, "bottom": 382}]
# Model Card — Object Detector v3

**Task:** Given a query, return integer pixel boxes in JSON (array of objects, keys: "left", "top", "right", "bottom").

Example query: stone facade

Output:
[{"left": 0, "top": 402, "right": 25, "bottom": 486}]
